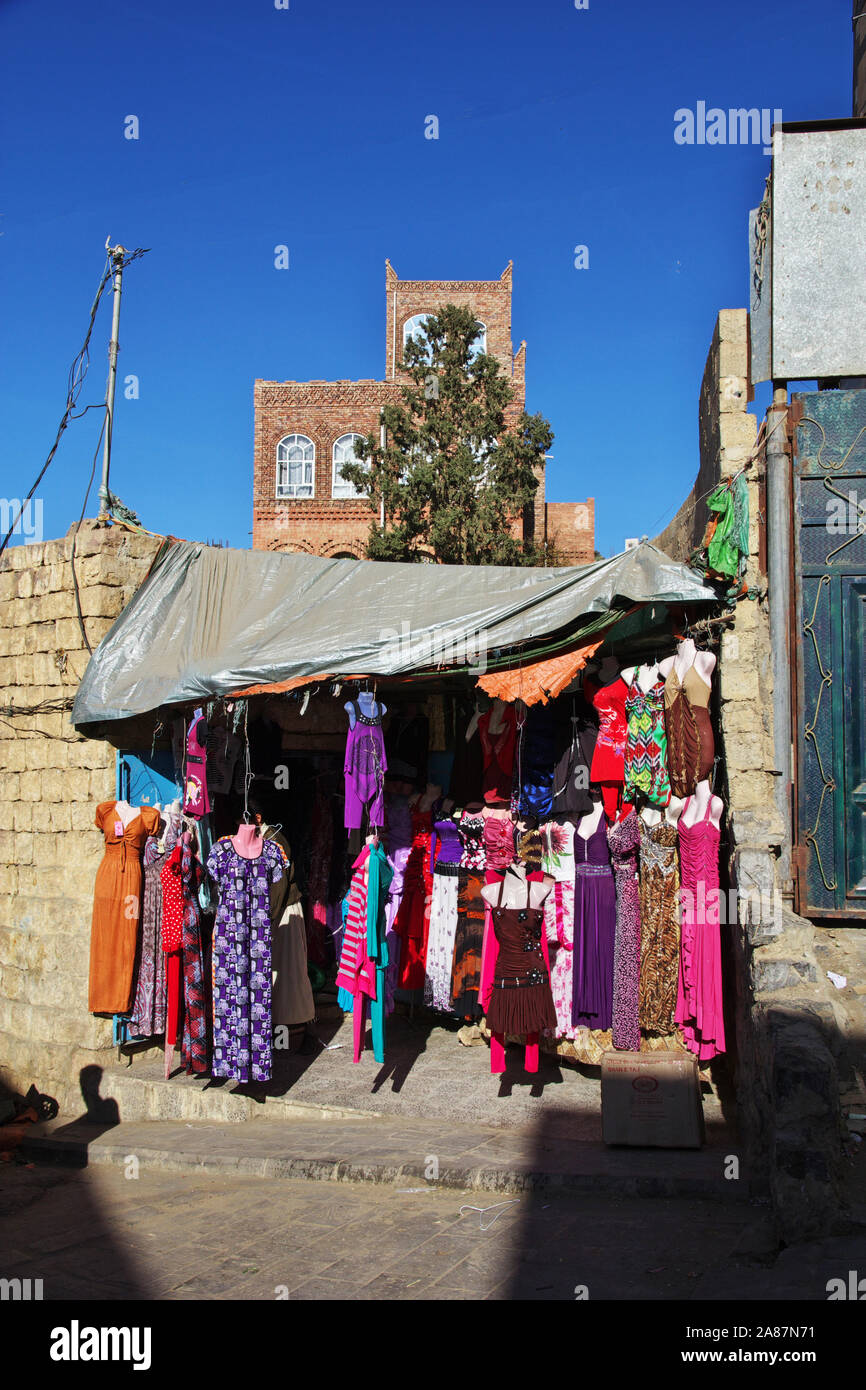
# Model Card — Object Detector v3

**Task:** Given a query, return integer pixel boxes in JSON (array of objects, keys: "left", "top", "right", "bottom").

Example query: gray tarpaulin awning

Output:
[{"left": 71, "top": 538, "right": 718, "bottom": 731}]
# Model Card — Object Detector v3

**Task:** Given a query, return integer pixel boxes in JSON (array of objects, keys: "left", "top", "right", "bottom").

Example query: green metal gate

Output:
[{"left": 793, "top": 389, "right": 866, "bottom": 918}]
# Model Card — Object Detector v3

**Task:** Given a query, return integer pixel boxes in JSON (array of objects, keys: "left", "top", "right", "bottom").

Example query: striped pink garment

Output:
[{"left": 336, "top": 849, "right": 377, "bottom": 999}]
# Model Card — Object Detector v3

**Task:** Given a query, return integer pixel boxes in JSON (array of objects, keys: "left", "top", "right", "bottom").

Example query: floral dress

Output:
[{"left": 206, "top": 837, "right": 283, "bottom": 1082}]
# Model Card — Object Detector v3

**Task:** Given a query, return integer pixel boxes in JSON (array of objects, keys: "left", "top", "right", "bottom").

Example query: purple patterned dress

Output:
[
  {"left": 206, "top": 837, "right": 283, "bottom": 1082},
  {"left": 609, "top": 810, "right": 642, "bottom": 1052}
]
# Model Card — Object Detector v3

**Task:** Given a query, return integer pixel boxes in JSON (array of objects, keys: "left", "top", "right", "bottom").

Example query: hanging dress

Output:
[
  {"left": 344, "top": 700, "right": 388, "bottom": 830},
  {"left": 676, "top": 797, "right": 726, "bottom": 1061},
  {"left": 161, "top": 833, "right": 209, "bottom": 1074},
  {"left": 585, "top": 676, "right": 629, "bottom": 822},
  {"left": 624, "top": 678, "right": 671, "bottom": 807},
  {"left": 452, "top": 867, "right": 486, "bottom": 1020},
  {"left": 336, "top": 844, "right": 394, "bottom": 1063},
  {"left": 571, "top": 815, "right": 616, "bottom": 1031},
  {"left": 551, "top": 701, "right": 598, "bottom": 818},
  {"left": 424, "top": 814, "right": 462, "bottom": 1012},
  {"left": 663, "top": 663, "right": 715, "bottom": 800},
  {"left": 638, "top": 818, "right": 681, "bottom": 1034},
  {"left": 478, "top": 704, "right": 517, "bottom": 803},
  {"left": 263, "top": 826, "right": 315, "bottom": 1031},
  {"left": 206, "top": 836, "right": 284, "bottom": 1083},
  {"left": 128, "top": 816, "right": 182, "bottom": 1039},
  {"left": 541, "top": 818, "right": 578, "bottom": 1039},
  {"left": 609, "top": 809, "right": 642, "bottom": 1052},
  {"left": 393, "top": 807, "right": 433, "bottom": 990},
  {"left": 384, "top": 793, "right": 413, "bottom": 1014},
  {"left": 89, "top": 801, "right": 161, "bottom": 1014},
  {"left": 485, "top": 874, "right": 557, "bottom": 1044}
]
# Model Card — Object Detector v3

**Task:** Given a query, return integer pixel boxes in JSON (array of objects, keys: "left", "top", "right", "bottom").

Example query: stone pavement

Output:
[
  {"left": 91, "top": 1009, "right": 733, "bottom": 1135},
  {"left": 21, "top": 1109, "right": 742, "bottom": 1199},
  {"left": 3, "top": 1159, "right": 865, "bottom": 1302}
]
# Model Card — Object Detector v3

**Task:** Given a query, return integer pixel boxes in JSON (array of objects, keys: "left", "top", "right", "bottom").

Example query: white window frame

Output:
[
  {"left": 332, "top": 433, "right": 369, "bottom": 499},
  {"left": 402, "top": 314, "right": 433, "bottom": 364},
  {"left": 276, "top": 434, "right": 315, "bottom": 499},
  {"left": 469, "top": 321, "right": 487, "bottom": 360}
]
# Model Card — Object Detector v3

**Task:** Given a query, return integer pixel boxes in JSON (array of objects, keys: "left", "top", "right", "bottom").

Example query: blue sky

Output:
[{"left": 0, "top": 0, "right": 854, "bottom": 556}]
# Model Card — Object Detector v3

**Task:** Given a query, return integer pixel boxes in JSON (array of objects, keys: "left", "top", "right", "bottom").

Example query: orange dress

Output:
[{"left": 89, "top": 800, "right": 160, "bottom": 1014}]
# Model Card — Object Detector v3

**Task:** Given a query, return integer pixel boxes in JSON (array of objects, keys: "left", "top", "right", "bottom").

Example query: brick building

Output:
[{"left": 253, "top": 262, "right": 594, "bottom": 563}]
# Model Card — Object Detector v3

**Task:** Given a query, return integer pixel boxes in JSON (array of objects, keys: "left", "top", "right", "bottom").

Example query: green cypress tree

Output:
[{"left": 338, "top": 304, "right": 554, "bottom": 565}]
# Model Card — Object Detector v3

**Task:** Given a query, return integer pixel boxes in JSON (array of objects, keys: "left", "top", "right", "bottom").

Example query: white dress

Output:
[{"left": 541, "top": 818, "right": 577, "bottom": 1039}]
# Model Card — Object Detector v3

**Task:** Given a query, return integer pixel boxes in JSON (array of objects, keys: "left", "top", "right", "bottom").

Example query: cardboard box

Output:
[{"left": 601, "top": 1050, "right": 705, "bottom": 1148}]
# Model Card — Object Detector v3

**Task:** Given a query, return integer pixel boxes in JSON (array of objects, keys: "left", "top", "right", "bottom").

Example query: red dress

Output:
[
  {"left": 585, "top": 675, "right": 628, "bottom": 820},
  {"left": 394, "top": 809, "right": 434, "bottom": 990},
  {"left": 478, "top": 705, "right": 517, "bottom": 803}
]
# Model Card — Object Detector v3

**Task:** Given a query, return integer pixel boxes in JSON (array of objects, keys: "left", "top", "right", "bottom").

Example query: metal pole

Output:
[
  {"left": 98, "top": 242, "right": 126, "bottom": 522},
  {"left": 766, "top": 384, "right": 793, "bottom": 898}
]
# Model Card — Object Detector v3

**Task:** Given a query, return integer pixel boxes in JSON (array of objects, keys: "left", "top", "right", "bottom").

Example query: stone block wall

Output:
[
  {"left": 0, "top": 521, "right": 162, "bottom": 1114},
  {"left": 655, "top": 309, "right": 846, "bottom": 1242}
]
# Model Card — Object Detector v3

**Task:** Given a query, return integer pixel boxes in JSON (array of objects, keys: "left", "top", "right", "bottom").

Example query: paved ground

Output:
[
  {"left": 108, "top": 1007, "right": 731, "bottom": 1136},
  {"left": 0, "top": 1158, "right": 821, "bottom": 1302},
  {"left": 21, "top": 1111, "right": 743, "bottom": 1199},
  {"left": 2, "top": 1159, "right": 865, "bottom": 1301}
]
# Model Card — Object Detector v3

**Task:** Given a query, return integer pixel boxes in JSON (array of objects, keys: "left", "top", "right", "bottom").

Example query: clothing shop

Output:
[{"left": 72, "top": 537, "right": 735, "bottom": 1111}]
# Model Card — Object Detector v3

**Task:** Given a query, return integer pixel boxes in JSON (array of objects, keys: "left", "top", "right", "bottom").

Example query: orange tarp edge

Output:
[
  {"left": 476, "top": 640, "right": 604, "bottom": 706},
  {"left": 229, "top": 673, "right": 335, "bottom": 697}
]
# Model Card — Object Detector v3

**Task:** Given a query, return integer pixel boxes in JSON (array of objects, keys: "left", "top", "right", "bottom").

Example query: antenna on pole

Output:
[{"left": 97, "top": 239, "right": 127, "bottom": 524}]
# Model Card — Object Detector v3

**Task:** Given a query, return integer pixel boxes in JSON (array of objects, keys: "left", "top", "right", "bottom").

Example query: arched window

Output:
[
  {"left": 332, "top": 433, "right": 369, "bottom": 499},
  {"left": 276, "top": 434, "right": 314, "bottom": 498},
  {"left": 403, "top": 314, "right": 487, "bottom": 367},
  {"left": 402, "top": 313, "right": 433, "bottom": 365}
]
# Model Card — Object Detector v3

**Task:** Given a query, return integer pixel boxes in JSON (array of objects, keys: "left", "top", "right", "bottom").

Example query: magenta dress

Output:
[
  {"left": 676, "top": 798, "right": 725, "bottom": 1061},
  {"left": 609, "top": 809, "right": 642, "bottom": 1052},
  {"left": 571, "top": 817, "right": 617, "bottom": 1031}
]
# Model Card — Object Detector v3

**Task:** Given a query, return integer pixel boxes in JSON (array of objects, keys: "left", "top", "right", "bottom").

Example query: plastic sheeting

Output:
[{"left": 71, "top": 538, "right": 718, "bottom": 731}]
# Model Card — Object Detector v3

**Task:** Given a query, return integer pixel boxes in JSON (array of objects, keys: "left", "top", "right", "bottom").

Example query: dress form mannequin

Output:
[
  {"left": 640, "top": 805, "right": 662, "bottom": 828},
  {"left": 480, "top": 860, "right": 553, "bottom": 911},
  {"left": 665, "top": 794, "right": 687, "bottom": 827},
  {"left": 418, "top": 782, "right": 441, "bottom": 812},
  {"left": 113, "top": 800, "right": 140, "bottom": 831},
  {"left": 232, "top": 822, "right": 264, "bottom": 859},
  {"left": 344, "top": 690, "right": 387, "bottom": 729},
  {"left": 575, "top": 798, "right": 604, "bottom": 840},
  {"left": 680, "top": 779, "right": 723, "bottom": 829},
  {"left": 658, "top": 637, "right": 716, "bottom": 691}
]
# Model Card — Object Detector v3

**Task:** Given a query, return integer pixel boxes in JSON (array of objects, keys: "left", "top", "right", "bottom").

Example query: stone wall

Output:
[
  {"left": 655, "top": 309, "right": 846, "bottom": 1242},
  {"left": 0, "top": 521, "right": 162, "bottom": 1115}
]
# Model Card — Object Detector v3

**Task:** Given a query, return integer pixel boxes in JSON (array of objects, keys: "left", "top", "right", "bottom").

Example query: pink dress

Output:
[
  {"left": 676, "top": 798, "right": 725, "bottom": 1061},
  {"left": 541, "top": 819, "right": 578, "bottom": 1039}
]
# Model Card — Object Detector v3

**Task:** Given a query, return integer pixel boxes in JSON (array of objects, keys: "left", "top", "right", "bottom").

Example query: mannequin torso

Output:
[
  {"left": 231, "top": 823, "right": 264, "bottom": 858},
  {"left": 114, "top": 799, "right": 141, "bottom": 831},
  {"left": 679, "top": 780, "right": 723, "bottom": 830},
  {"left": 481, "top": 860, "right": 553, "bottom": 910}
]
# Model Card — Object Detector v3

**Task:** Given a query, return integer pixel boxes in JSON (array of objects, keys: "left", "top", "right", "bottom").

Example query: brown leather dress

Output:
[{"left": 663, "top": 663, "right": 714, "bottom": 798}]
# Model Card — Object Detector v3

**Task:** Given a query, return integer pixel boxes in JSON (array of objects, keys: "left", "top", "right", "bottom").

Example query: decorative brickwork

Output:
[
  {"left": 545, "top": 499, "right": 596, "bottom": 564},
  {"left": 252, "top": 262, "right": 586, "bottom": 559}
]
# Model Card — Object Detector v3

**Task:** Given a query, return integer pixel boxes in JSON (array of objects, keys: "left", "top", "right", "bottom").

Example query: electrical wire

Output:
[
  {"left": 70, "top": 410, "right": 108, "bottom": 655},
  {"left": 0, "top": 245, "right": 150, "bottom": 560}
]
